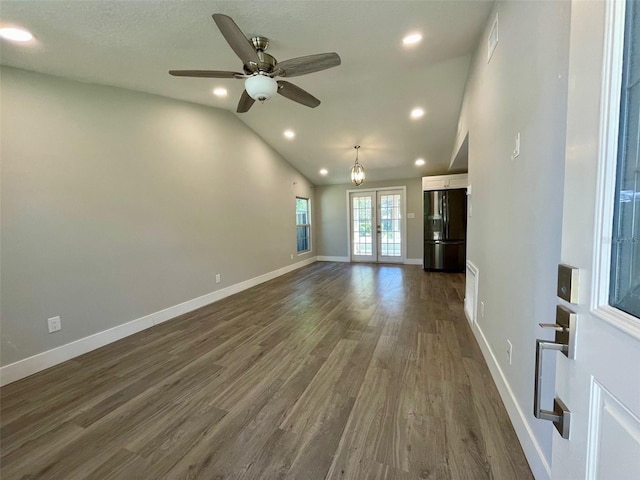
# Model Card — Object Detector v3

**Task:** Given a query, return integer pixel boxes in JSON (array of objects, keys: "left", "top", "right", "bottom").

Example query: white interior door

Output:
[
  {"left": 349, "top": 189, "right": 405, "bottom": 263},
  {"left": 549, "top": 1, "right": 640, "bottom": 478}
]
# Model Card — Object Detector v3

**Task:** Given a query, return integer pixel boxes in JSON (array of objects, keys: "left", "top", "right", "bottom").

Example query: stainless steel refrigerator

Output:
[{"left": 424, "top": 189, "right": 467, "bottom": 272}]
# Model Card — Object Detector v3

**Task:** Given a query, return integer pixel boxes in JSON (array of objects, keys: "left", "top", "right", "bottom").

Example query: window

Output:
[
  {"left": 610, "top": 0, "right": 640, "bottom": 318},
  {"left": 296, "top": 197, "right": 310, "bottom": 253}
]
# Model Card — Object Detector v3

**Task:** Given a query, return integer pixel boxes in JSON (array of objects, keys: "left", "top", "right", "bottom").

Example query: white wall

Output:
[
  {"left": 0, "top": 67, "right": 314, "bottom": 369},
  {"left": 456, "top": 2, "right": 571, "bottom": 478}
]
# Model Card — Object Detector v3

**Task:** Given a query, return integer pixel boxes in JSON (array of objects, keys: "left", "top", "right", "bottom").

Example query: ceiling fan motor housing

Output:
[
  {"left": 250, "top": 36, "right": 269, "bottom": 51},
  {"left": 244, "top": 51, "right": 277, "bottom": 75}
]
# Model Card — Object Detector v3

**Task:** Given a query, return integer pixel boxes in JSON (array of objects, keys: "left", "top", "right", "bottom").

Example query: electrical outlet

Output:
[
  {"left": 216, "top": 274, "right": 221, "bottom": 284},
  {"left": 480, "top": 301, "right": 485, "bottom": 318},
  {"left": 290, "top": 254, "right": 294, "bottom": 260},
  {"left": 507, "top": 340, "right": 513, "bottom": 365},
  {"left": 47, "top": 316, "right": 62, "bottom": 333}
]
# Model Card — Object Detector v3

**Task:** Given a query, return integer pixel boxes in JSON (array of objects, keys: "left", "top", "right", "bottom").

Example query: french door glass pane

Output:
[
  {"left": 379, "top": 193, "right": 401, "bottom": 257},
  {"left": 353, "top": 196, "right": 372, "bottom": 255},
  {"left": 610, "top": 0, "right": 640, "bottom": 318}
]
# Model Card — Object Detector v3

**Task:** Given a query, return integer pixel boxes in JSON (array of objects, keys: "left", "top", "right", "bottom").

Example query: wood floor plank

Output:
[
  {"left": 0, "top": 422, "right": 86, "bottom": 479},
  {"left": 443, "top": 381, "right": 493, "bottom": 480},
  {"left": 153, "top": 382, "right": 284, "bottom": 480},
  {"left": 463, "top": 357, "right": 534, "bottom": 480},
  {"left": 280, "top": 338, "right": 358, "bottom": 433},
  {"left": 374, "top": 355, "right": 415, "bottom": 472},
  {"left": 325, "top": 366, "right": 391, "bottom": 480},
  {"left": 83, "top": 448, "right": 142, "bottom": 480},
  {"left": 283, "top": 394, "right": 356, "bottom": 480},
  {"left": 409, "top": 414, "right": 451, "bottom": 480},
  {"left": 0, "top": 263, "right": 532, "bottom": 480}
]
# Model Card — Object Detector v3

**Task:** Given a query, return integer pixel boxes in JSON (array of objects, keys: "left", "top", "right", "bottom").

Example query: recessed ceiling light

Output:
[
  {"left": 410, "top": 107, "right": 425, "bottom": 119},
  {"left": 212, "top": 87, "right": 228, "bottom": 97},
  {"left": 283, "top": 129, "right": 295, "bottom": 139},
  {"left": 403, "top": 33, "right": 422, "bottom": 46},
  {"left": 415, "top": 158, "right": 426, "bottom": 166},
  {"left": 319, "top": 168, "right": 328, "bottom": 176},
  {"left": 0, "top": 26, "right": 33, "bottom": 43}
]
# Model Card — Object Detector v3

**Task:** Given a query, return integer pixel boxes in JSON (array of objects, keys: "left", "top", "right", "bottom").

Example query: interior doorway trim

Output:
[{"left": 345, "top": 186, "right": 407, "bottom": 264}]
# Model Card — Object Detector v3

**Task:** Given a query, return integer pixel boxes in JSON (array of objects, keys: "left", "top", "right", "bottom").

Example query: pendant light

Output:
[{"left": 350, "top": 145, "right": 365, "bottom": 186}]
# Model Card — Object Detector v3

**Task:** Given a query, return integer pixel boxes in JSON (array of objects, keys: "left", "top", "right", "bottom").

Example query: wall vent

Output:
[{"left": 465, "top": 261, "right": 479, "bottom": 325}]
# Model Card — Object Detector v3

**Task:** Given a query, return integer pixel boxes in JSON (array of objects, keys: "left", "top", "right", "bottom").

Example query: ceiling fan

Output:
[{"left": 169, "top": 14, "right": 341, "bottom": 113}]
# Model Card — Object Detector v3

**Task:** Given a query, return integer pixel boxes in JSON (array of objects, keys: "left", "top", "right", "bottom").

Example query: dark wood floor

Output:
[{"left": 0, "top": 262, "right": 532, "bottom": 480}]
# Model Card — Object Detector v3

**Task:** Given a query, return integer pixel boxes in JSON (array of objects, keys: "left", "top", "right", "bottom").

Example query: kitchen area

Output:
[{"left": 423, "top": 173, "right": 469, "bottom": 272}]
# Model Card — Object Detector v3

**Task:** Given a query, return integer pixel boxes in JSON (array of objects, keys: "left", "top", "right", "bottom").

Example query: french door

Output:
[
  {"left": 349, "top": 189, "right": 405, "bottom": 264},
  {"left": 549, "top": 1, "right": 640, "bottom": 478}
]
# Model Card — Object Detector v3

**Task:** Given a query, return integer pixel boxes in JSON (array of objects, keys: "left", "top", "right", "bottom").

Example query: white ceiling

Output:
[{"left": 0, "top": 1, "right": 492, "bottom": 185}]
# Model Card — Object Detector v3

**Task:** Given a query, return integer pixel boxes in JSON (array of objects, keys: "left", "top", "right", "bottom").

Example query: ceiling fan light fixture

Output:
[
  {"left": 350, "top": 145, "right": 365, "bottom": 187},
  {"left": 244, "top": 74, "right": 277, "bottom": 102}
]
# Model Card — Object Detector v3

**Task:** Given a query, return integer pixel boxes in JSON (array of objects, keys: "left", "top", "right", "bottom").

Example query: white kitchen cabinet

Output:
[{"left": 421, "top": 173, "right": 468, "bottom": 191}]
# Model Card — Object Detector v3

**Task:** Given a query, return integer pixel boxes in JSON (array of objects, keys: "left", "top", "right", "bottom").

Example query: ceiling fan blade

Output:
[
  {"left": 169, "top": 70, "right": 243, "bottom": 78},
  {"left": 237, "top": 90, "right": 255, "bottom": 113},
  {"left": 212, "top": 14, "right": 260, "bottom": 66},
  {"left": 275, "top": 53, "right": 341, "bottom": 78},
  {"left": 277, "top": 81, "right": 321, "bottom": 108}
]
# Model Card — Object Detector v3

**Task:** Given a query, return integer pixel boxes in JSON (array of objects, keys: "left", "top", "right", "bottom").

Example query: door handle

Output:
[
  {"left": 538, "top": 323, "right": 566, "bottom": 331},
  {"left": 534, "top": 339, "right": 570, "bottom": 438},
  {"left": 533, "top": 306, "right": 577, "bottom": 439}
]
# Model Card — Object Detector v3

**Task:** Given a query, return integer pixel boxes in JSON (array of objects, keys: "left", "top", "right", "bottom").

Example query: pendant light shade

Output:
[
  {"left": 244, "top": 74, "right": 278, "bottom": 102},
  {"left": 350, "top": 145, "right": 365, "bottom": 186}
]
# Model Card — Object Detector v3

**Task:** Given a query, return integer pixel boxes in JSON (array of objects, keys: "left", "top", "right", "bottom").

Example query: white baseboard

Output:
[
  {"left": 470, "top": 321, "right": 552, "bottom": 480},
  {"left": 316, "top": 256, "right": 422, "bottom": 266},
  {"left": 317, "top": 256, "right": 350, "bottom": 262},
  {"left": 0, "top": 256, "right": 318, "bottom": 387},
  {"left": 404, "top": 258, "right": 423, "bottom": 265}
]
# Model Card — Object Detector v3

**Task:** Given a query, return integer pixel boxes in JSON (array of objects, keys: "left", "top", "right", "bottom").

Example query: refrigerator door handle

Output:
[
  {"left": 427, "top": 240, "right": 465, "bottom": 245},
  {"left": 443, "top": 191, "right": 449, "bottom": 239},
  {"left": 441, "top": 192, "right": 446, "bottom": 239}
]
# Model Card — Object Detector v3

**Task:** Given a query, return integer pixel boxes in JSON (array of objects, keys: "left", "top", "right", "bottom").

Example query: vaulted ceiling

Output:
[{"left": 0, "top": 1, "right": 493, "bottom": 184}]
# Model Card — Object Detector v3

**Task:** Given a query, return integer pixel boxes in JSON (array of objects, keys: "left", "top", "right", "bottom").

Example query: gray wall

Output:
[
  {"left": 454, "top": 1, "right": 570, "bottom": 472},
  {"left": 315, "top": 178, "right": 423, "bottom": 261},
  {"left": 1, "top": 67, "right": 314, "bottom": 366}
]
